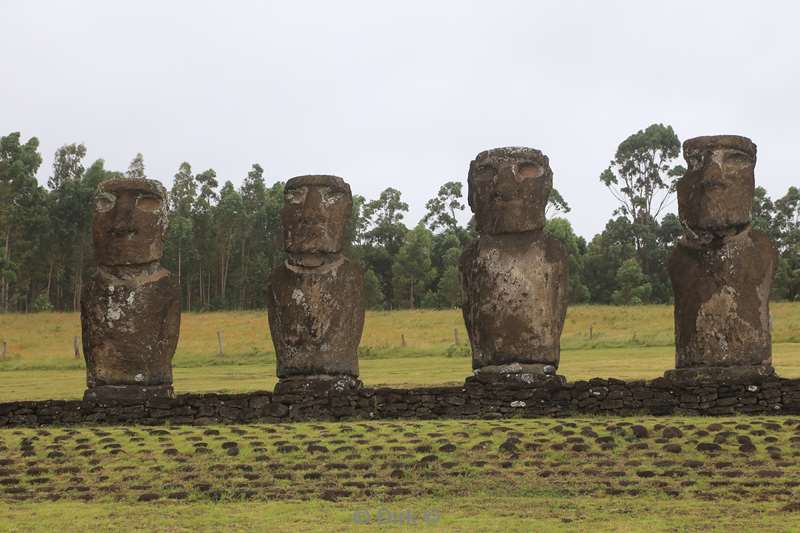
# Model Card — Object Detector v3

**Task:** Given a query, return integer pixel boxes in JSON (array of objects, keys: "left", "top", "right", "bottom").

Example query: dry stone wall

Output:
[{"left": 2, "top": 377, "right": 799, "bottom": 427}]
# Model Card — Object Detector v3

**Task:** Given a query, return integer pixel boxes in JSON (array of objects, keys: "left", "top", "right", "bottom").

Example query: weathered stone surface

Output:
[
  {"left": 668, "top": 135, "right": 776, "bottom": 381},
  {"left": 461, "top": 147, "right": 568, "bottom": 382},
  {"left": 2, "top": 376, "right": 799, "bottom": 427},
  {"left": 92, "top": 178, "right": 169, "bottom": 266},
  {"left": 82, "top": 178, "right": 180, "bottom": 401},
  {"left": 678, "top": 135, "right": 757, "bottom": 233},
  {"left": 267, "top": 175, "right": 365, "bottom": 384},
  {"left": 273, "top": 375, "right": 363, "bottom": 396}
]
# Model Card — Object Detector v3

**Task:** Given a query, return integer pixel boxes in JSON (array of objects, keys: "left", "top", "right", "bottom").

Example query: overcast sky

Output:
[{"left": 2, "top": 1, "right": 798, "bottom": 239}]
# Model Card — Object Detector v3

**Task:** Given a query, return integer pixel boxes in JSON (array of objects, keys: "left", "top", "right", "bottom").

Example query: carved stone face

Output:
[
  {"left": 92, "top": 178, "right": 168, "bottom": 266},
  {"left": 678, "top": 135, "right": 757, "bottom": 231},
  {"left": 282, "top": 175, "right": 353, "bottom": 255},
  {"left": 468, "top": 147, "right": 553, "bottom": 234}
]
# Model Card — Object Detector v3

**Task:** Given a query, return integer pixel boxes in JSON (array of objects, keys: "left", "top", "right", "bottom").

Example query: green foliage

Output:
[
  {"left": 611, "top": 258, "right": 652, "bottom": 305},
  {"left": 437, "top": 266, "right": 462, "bottom": 308},
  {"left": 392, "top": 224, "right": 435, "bottom": 308},
  {"left": 445, "top": 342, "right": 470, "bottom": 357},
  {"left": 125, "top": 153, "right": 145, "bottom": 179},
  {"left": 546, "top": 188, "right": 571, "bottom": 216},
  {"left": 4, "top": 127, "right": 800, "bottom": 313},
  {"left": 599, "top": 123, "right": 683, "bottom": 227},
  {"left": 545, "top": 217, "right": 589, "bottom": 303},
  {"left": 363, "top": 268, "right": 385, "bottom": 310},
  {"left": 422, "top": 181, "right": 465, "bottom": 233},
  {"left": 751, "top": 186, "right": 800, "bottom": 300},
  {"left": 31, "top": 292, "right": 53, "bottom": 312}
]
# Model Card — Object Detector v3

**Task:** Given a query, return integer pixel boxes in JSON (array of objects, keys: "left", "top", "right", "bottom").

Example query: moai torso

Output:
[
  {"left": 460, "top": 147, "right": 568, "bottom": 380},
  {"left": 82, "top": 264, "right": 180, "bottom": 389},
  {"left": 267, "top": 175, "right": 365, "bottom": 390},
  {"left": 671, "top": 227, "right": 776, "bottom": 369},
  {"left": 268, "top": 256, "right": 363, "bottom": 377},
  {"left": 462, "top": 232, "right": 567, "bottom": 370},
  {"left": 668, "top": 135, "right": 776, "bottom": 381},
  {"left": 81, "top": 177, "right": 180, "bottom": 401}
]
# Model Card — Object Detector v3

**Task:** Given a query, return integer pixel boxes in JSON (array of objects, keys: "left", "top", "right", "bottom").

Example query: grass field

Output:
[
  {"left": 1, "top": 304, "right": 800, "bottom": 401},
  {"left": 1, "top": 416, "right": 799, "bottom": 531},
  {"left": 2, "top": 306, "right": 800, "bottom": 531}
]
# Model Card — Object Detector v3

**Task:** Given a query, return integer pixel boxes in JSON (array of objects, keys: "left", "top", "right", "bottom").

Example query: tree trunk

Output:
[
  {"left": 74, "top": 233, "right": 85, "bottom": 311},
  {"left": 198, "top": 263, "right": 203, "bottom": 308},
  {"left": 2, "top": 228, "right": 10, "bottom": 313},
  {"left": 46, "top": 261, "right": 53, "bottom": 302}
]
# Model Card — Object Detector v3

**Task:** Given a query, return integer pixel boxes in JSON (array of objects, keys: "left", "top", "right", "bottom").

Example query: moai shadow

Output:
[
  {"left": 666, "top": 135, "right": 778, "bottom": 384},
  {"left": 267, "top": 175, "right": 365, "bottom": 395},
  {"left": 461, "top": 147, "right": 568, "bottom": 386},
  {"left": 81, "top": 178, "right": 180, "bottom": 402}
]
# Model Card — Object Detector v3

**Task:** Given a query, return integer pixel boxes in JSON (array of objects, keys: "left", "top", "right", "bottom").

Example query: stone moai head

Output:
[
  {"left": 678, "top": 135, "right": 757, "bottom": 232},
  {"left": 282, "top": 175, "right": 353, "bottom": 255},
  {"left": 92, "top": 178, "right": 168, "bottom": 266},
  {"left": 467, "top": 147, "right": 553, "bottom": 235}
]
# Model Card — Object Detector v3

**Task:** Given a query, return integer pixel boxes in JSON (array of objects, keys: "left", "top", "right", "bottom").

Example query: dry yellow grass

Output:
[
  {"left": 2, "top": 303, "right": 800, "bottom": 363},
  {"left": 1, "top": 304, "right": 799, "bottom": 401}
]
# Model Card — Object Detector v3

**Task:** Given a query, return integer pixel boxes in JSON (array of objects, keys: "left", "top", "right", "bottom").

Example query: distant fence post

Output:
[
  {"left": 217, "top": 331, "right": 225, "bottom": 356},
  {"left": 589, "top": 326, "right": 593, "bottom": 340},
  {"left": 1, "top": 340, "right": 6, "bottom": 359},
  {"left": 73, "top": 336, "right": 80, "bottom": 359},
  {"left": 401, "top": 334, "right": 406, "bottom": 348},
  {"left": 454, "top": 328, "right": 460, "bottom": 346}
]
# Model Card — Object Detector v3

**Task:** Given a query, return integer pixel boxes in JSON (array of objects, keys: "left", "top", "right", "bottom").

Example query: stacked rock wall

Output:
[{"left": 2, "top": 377, "right": 799, "bottom": 427}]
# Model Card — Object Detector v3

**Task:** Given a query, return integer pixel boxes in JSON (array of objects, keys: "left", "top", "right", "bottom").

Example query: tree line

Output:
[{"left": 1, "top": 124, "right": 798, "bottom": 313}]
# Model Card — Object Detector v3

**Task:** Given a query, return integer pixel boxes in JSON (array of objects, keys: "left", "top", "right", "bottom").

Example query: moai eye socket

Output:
[
  {"left": 95, "top": 192, "right": 116, "bottom": 213},
  {"left": 136, "top": 194, "right": 163, "bottom": 213},
  {"left": 686, "top": 152, "right": 704, "bottom": 171},
  {"left": 319, "top": 186, "right": 345, "bottom": 205},
  {"left": 517, "top": 163, "right": 544, "bottom": 179},
  {"left": 285, "top": 186, "right": 308, "bottom": 205},
  {"left": 476, "top": 164, "right": 495, "bottom": 175},
  {"left": 723, "top": 151, "right": 752, "bottom": 169}
]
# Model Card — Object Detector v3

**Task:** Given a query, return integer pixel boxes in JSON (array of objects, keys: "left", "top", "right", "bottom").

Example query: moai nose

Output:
[
  {"left": 302, "top": 187, "right": 323, "bottom": 222},
  {"left": 111, "top": 195, "right": 136, "bottom": 234},
  {"left": 494, "top": 165, "right": 518, "bottom": 201},
  {"left": 702, "top": 155, "right": 724, "bottom": 188}
]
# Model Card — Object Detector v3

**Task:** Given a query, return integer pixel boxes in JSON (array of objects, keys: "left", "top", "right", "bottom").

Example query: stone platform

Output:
[{"left": 1, "top": 376, "right": 800, "bottom": 427}]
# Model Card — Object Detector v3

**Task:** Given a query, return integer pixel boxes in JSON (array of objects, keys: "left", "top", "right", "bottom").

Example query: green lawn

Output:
[
  {"left": 1, "top": 417, "right": 799, "bottom": 532},
  {"left": 2, "top": 307, "right": 800, "bottom": 531},
  {"left": 3, "top": 497, "right": 798, "bottom": 532}
]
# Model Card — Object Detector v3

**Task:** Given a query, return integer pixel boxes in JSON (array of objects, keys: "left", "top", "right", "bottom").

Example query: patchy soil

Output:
[{"left": 0, "top": 416, "right": 799, "bottom": 504}]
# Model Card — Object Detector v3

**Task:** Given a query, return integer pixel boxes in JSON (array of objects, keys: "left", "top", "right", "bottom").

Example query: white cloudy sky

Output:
[{"left": 2, "top": 1, "right": 798, "bottom": 239}]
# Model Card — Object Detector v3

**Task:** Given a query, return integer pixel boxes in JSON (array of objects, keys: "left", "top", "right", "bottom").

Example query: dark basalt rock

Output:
[
  {"left": 461, "top": 148, "right": 568, "bottom": 383},
  {"left": 81, "top": 178, "right": 180, "bottom": 401},
  {"left": 667, "top": 136, "right": 777, "bottom": 382},
  {"left": 267, "top": 175, "right": 365, "bottom": 387},
  {"left": 273, "top": 375, "right": 363, "bottom": 396},
  {"left": 0, "top": 376, "right": 799, "bottom": 427}
]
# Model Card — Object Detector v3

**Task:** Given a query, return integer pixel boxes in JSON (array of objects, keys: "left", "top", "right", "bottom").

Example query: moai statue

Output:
[
  {"left": 461, "top": 147, "right": 568, "bottom": 385},
  {"left": 267, "top": 175, "right": 365, "bottom": 394},
  {"left": 81, "top": 178, "right": 180, "bottom": 401},
  {"left": 666, "top": 135, "right": 777, "bottom": 383}
]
